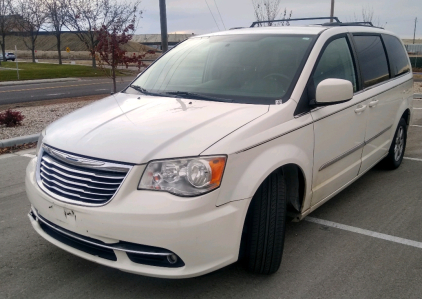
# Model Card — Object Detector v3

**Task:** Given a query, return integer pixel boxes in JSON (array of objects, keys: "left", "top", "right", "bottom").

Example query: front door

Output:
[{"left": 310, "top": 35, "right": 368, "bottom": 206}]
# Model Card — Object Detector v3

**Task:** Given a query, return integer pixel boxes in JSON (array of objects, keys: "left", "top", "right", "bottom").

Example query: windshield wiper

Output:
[
  {"left": 164, "top": 91, "right": 233, "bottom": 103},
  {"left": 129, "top": 85, "right": 172, "bottom": 97}
]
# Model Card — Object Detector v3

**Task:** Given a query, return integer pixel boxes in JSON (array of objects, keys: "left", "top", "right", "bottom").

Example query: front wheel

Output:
[
  {"left": 244, "top": 169, "right": 287, "bottom": 274},
  {"left": 381, "top": 118, "right": 407, "bottom": 169}
]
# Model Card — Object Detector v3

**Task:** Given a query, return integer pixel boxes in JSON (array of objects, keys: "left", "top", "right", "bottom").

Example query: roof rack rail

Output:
[
  {"left": 322, "top": 21, "right": 384, "bottom": 29},
  {"left": 323, "top": 21, "right": 374, "bottom": 27},
  {"left": 250, "top": 17, "right": 340, "bottom": 27}
]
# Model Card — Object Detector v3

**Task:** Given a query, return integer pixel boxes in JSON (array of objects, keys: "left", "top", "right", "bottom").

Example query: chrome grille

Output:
[{"left": 36, "top": 145, "right": 132, "bottom": 206}]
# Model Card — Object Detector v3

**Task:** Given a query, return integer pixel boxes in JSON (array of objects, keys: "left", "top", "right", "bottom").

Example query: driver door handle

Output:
[
  {"left": 369, "top": 99, "right": 379, "bottom": 107},
  {"left": 354, "top": 104, "right": 367, "bottom": 114}
]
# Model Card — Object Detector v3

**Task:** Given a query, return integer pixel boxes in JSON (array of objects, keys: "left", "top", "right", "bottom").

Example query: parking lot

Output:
[{"left": 1, "top": 100, "right": 421, "bottom": 299}]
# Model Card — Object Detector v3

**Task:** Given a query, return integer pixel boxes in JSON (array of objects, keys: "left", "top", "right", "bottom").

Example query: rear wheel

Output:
[
  {"left": 381, "top": 118, "right": 407, "bottom": 169},
  {"left": 244, "top": 169, "right": 287, "bottom": 274}
]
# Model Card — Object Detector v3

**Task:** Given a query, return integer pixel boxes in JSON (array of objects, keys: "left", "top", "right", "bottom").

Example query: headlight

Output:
[
  {"left": 36, "top": 129, "right": 46, "bottom": 156},
  {"left": 138, "top": 156, "right": 227, "bottom": 196}
]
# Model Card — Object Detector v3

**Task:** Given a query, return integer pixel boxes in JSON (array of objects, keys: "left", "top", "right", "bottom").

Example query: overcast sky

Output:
[{"left": 138, "top": 0, "right": 421, "bottom": 39}]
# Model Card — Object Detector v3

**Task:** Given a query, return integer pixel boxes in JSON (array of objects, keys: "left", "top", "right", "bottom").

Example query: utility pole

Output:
[
  {"left": 330, "top": 0, "right": 335, "bottom": 23},
  {"left": 413, "top": 17, "right": 418, "bottom": 44},
  {"left": 159, "top": 0, "right": 168, "bottom": 52}
]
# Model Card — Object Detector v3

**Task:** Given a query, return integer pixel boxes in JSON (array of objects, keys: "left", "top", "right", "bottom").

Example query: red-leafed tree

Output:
[{"left": 95, "top": 21, "right": 154, "bottom": 93}]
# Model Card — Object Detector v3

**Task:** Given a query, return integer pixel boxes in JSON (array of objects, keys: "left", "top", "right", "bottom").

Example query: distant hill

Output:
[
  {"left": 4, "top": 32, "right": 156, "bottom": 52},
  {"left": 402, "top": 39, "right": 422, "bottom": 45},
  {"left": 5, "top": 33, "right": 418, "bottom": 52}
]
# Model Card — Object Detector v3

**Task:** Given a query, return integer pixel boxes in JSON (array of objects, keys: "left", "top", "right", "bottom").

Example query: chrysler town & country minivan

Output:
[{"left": 26, "top": 20, "right": 413, "bottom": 278}]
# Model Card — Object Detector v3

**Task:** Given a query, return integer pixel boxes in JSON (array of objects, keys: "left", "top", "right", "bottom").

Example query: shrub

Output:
[{"left": 0, "top": 109, "right": 25, "bottom": 127}]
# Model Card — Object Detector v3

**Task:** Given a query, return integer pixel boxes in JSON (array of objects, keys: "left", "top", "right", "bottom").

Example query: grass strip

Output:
[{"left": 0, "top": 62, "right": 133, "bottom": 81}]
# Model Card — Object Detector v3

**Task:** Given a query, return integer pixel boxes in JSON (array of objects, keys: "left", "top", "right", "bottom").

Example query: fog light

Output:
[{"left": 167, "top": 254, "right": 178, "bottom": 264}]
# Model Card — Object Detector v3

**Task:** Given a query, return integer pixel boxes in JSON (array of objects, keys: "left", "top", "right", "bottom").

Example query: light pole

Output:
[
  {"left": 330, "top": 0, "right": 335, "bottom": 23},
  {"left": 159, "top": 0, "right": 168, "bottom": 52},
  {"left": 413, "top": 17, "right": 418, "bottom": 44}
]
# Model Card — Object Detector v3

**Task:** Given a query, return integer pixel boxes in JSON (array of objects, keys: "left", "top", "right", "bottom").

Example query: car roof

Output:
[
  {"left": 195, "top": 25, "right": 397, "bottom": 39},
  {"left": 198, "top": 26, "right": 327, "bottom": 38}
]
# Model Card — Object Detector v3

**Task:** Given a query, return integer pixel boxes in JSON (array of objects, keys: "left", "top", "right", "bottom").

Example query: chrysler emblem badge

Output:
[{"left": 43, "top": 144, "right": 105, "bottom": 167}]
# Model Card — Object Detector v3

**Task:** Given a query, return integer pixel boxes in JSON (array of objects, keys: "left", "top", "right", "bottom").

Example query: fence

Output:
[
  {"left": 409, "top": 57, "right": 422, "bottom": 68},
  {"left": 405, "top": 44, "right": 422, "bottom": 55},
  {"left": 404, "top": 44, "right": 421, "bottom": 69}
]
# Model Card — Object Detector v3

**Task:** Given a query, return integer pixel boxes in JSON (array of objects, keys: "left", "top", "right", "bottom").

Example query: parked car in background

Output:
[
  {"left": 26, "top": 18, "right": 413, "bottom": 278},
  {"left": 0, "top": 52, "right": 16, "bottom": 61}
]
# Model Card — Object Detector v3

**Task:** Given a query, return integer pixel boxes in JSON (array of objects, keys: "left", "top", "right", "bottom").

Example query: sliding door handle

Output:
[
  {"left": 369, "top": 100, "right": 379, "bottom": 107},
  {"left": 354, "top": 104, "right": 367, "bottom": 114}
]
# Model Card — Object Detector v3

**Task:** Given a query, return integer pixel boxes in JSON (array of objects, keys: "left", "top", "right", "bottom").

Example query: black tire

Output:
[
  {"left": 244, "top": 169, "right": 287, "bottom": 274},
  {"left": 381, "top": 118, "right": 407, "bottom": 169}
]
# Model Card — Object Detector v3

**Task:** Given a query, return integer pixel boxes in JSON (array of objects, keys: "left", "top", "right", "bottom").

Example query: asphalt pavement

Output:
[
  {"left": 0, "top": 77, "right": 136, "bottom": 105},
  {"left": 1, "top": 105, "right": 422, "bottom": 298}
]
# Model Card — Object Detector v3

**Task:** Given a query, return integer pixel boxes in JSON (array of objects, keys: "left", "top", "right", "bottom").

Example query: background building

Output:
[{"left": 132, "top": 33, "right": 194, "bottom": 50}]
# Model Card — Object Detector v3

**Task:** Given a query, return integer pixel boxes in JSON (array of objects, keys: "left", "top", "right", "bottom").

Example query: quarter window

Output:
[
  {"left": 313, "top": 37, "right": 357, "bottom": 92},
  {"left": 353, "top": 35, "right": 390, "bottom": 88},
  {"left": 383, "top": 35, "right": 410, "bottom": 77}
]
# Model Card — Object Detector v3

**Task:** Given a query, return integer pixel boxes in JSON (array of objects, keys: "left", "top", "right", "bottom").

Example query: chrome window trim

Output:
[
  {"left": 310, "top": 76, "right": 413, "bottom": 122},
  {"left": 294, "top": 69, "right": 412, "bottom": 120},
  {"left": 36, "top": 144, "right": 133, "bottom": 207},
  {"left": 235, "top": 71, "right": 409, "bottom": 154}
]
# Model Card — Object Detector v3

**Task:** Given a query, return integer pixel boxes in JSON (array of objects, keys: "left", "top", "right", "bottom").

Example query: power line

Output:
[
  {"left": 204, "top": 0, "right": 220, "bottom": 31},
  {"left": 213, "top": 0, "right": 226, "bottom": 30}
]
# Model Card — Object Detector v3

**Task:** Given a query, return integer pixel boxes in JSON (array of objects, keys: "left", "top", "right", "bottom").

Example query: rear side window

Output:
[
  {"left": 353, "top": 35, "right": 390, "bottom": 88},
  {"left": 383, "top": 35, "right": 410, "bottom": 77},
  {"left": 312, "top": 37, "right": 357, "bottom": 92}
]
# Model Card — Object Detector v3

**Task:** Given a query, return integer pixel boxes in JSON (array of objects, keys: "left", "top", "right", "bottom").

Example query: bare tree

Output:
[
  {"left": 13, "top": 0, "right": 48, "bottom": 63},
  {"left": 252, "top": 0, "right": 291, "bottom": 27},
  {"left": 361, "top": 5, "right": 374, "bottom": 23},
  {"left": 46, "top": 0, "right": 68, "bottom": 65},
  {"left": 0, "top": 0, "right": 13, "bottom": 63},
  {"left": 65, "top": 0, "right": 142, "bottom": 68},
  {"left": 352, "top": 5, "right": 386, "bottom": 28}
]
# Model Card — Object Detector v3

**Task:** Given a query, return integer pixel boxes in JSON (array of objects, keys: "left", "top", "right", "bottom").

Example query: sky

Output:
[{"left": 137, "top": 0, "right": 421, "bottom": 39}]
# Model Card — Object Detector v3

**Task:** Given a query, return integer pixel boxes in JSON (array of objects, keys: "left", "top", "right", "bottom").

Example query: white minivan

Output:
[{"left": 26, "top": 19, "right": 413, "bottom": 278}]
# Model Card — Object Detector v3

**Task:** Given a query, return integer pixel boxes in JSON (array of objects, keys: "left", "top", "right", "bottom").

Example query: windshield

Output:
[{"left": 129, "top": 34, "right": 316, "bottom": 104}]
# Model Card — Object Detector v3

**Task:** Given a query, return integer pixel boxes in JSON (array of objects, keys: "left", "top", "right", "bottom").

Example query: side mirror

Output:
[{"left": 315, "top": 79, "right": 353, "bottom": 105}]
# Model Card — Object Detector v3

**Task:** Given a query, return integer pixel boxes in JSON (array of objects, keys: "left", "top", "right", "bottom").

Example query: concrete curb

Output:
[
  {"left": 0, "top": 78, "right": 79, "bottom": 87},
  {"left": 0, "top": 133, "right": 40, "bottom": 148},
  {"left": 414, "top": 94, "right": 422, "bottom": 99}
]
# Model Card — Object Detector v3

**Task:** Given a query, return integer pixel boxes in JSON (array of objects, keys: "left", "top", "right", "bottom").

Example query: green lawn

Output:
[{"left": 0, "top": 62, "right": 132, "bottom": 81}]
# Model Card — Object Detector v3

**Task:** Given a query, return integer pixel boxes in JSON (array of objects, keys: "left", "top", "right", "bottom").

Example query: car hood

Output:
[{"left": 44, "top": 93, "right": 269, "bottom": 164}]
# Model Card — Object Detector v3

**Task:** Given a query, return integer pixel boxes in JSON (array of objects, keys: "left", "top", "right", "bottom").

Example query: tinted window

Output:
[
  {"left": 313, "top": 37, "right": 357, "bottom": 92},
  {"left": 383, "top": 35, "right": 410, "bottom": 77},
  {"left": 353, "top": 35, "right": 390, "bottom": 88}
]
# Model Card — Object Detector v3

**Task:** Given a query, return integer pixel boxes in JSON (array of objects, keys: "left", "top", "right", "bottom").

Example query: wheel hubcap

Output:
[{"left": 394, "top": 127, "right": 404, "bottom": 161}]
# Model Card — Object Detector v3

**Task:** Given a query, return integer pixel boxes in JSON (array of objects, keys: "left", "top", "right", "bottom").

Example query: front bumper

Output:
[{"left": 25, "top": 157, "right": 249, "bottom": 278}]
